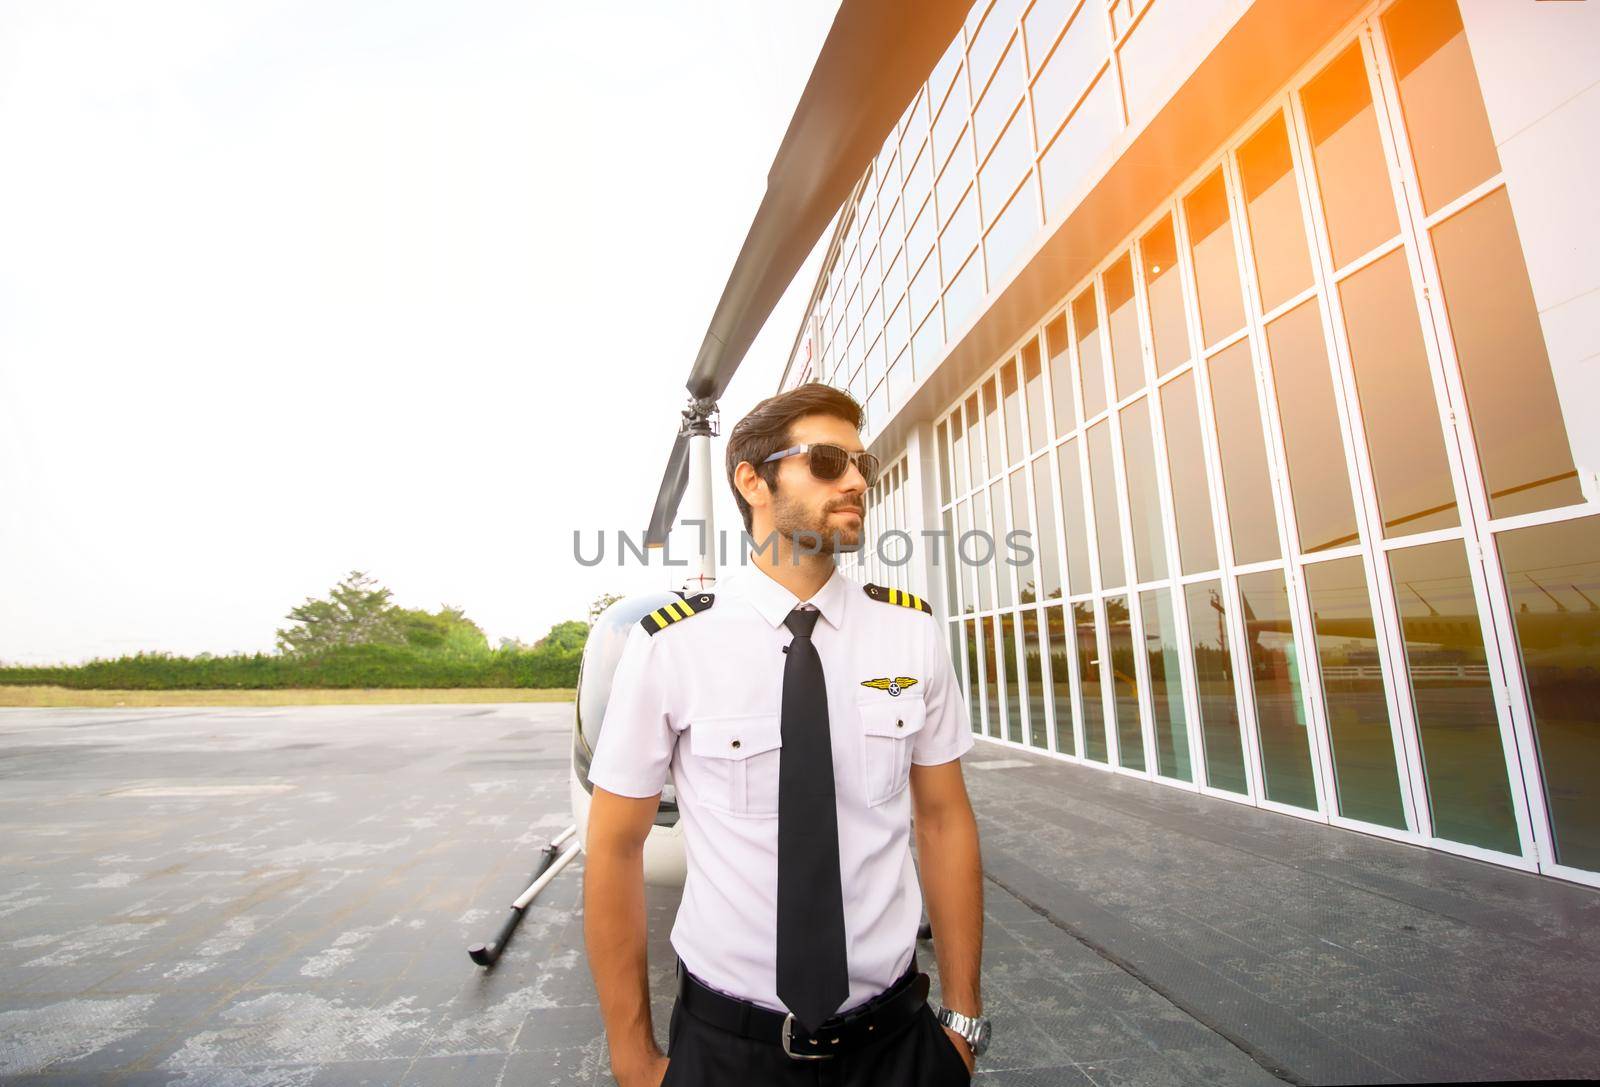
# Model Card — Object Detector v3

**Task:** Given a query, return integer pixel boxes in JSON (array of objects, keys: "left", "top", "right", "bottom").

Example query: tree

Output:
[
  {"left": 275, "top": 571, "right": 401, "bottom": 656},
  {"left": 535, "top": 620, "right": 590, "bottom": 653},
  {"left": 393, "top": 604, "right": 489, "bottom": 655}
]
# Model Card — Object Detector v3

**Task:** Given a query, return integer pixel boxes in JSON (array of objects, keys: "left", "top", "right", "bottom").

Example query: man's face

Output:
[{"left": 765, "top": 413, "right": 867, "bottom": 554}]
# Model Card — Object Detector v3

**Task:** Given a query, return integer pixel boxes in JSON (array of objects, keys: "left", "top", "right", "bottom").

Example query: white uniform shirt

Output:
[{"left": 588, "top": 563, "right": 974, "bottom": 1015}]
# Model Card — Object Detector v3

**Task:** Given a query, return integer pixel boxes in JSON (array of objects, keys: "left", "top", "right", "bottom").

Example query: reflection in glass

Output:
[
  {"left": 1105, "top": 256, "right": 1144, "bottom": 399},
  {"left": 1340, "top": 249, "right": 1459, "bottom": 536},
  {"left": 941, "top": 508, "right": 960, "bottom": 618},
  {"left": 1302, "top": 44, "right": 1400, "bottom": 269},
  {"left": 1140, "top": 589, "right": 1192, "bottom": 781},
  {"left": 1266, "top": 300, "right": 1359, "bottom": 553},
  {"left": 1032, "top": 455, "right": 1062, "bottom": 601},
  {"left": 965, "top": 617, "right": 982, "bottom": 732},
  {"left": 991, "top": 481, "right": 1013, "bottom": 608},
  {"left": 1087, "top": 421, "right": 1126, "bottom": 589},
  {"left": 1142, "top": 217, "right": 1189, "bottom": 376},
  {"left": 1237, "top": 570, "right": 1317, "bottom": 810},
  {"left": 1431, "top": 188, "right": 1582, "bottom": 518},
  {"left": 1021, "top": 609, "right": 1048, "bottom": 748},
  {"left": 1076, "top": 602, "right": 1108, "bottom": 762},
  {"left": 955, "top": 500, "right": 974, "bottom": 613},
  {"left": 1304, "top": 557, "right": 1406, "bottom": 828},
  {"left": 1001, "top": 361, "right": 1024, "bottom": 466},
  {"left": 1046, "top": 604, "right": 1076, "bottom": 755},
  {"left": 1238, "top": 112, "right": 1313, "bottom": 313},
  {"left": 1184, "top": 170, "right": 1246, "bottom": 346},
  {"left": 982, "top": 377, "right": 1002, "bottom": 481},
  {"left": 1106, "top": 595, "right": 1145, "bottom": 770},
  {"left": 982, "top": 612, "right": 1002, "bottom": 737},
  {"left": 1022, "top": 338, "right": 1047, "bottom": 453},
  {"left": 1185, "top": 580, "right": 1248, "bottom": 794},
  {"left": 1000, "top": 614, "right": 1022, "bottom": 743},
  {"left": 1057, "top": 438, "right": 1091, "bottom": 595},
  {"left": 1074, "top": 288, "right": 1108, "bottom": 419},
  {"left": 1383, "top": 0, "right": 1501, "bottom": 216},
  {"left": 1208, "top": 341, "right": 1281, "bottom": 565},
  {"left": 1010, "top": 470, "right": 1035, "bottom": 602},
  {"left": 1120, "top": 398, "right": 1167, "bottom": 582},
  {"left": 972, "top": 489, "right": 992, "bottom": 611},
  {"left": 1161, "top": 371, "right": 1219, "bottom": 573},
  {"left": 1498, "top": 515, "right": 1600, "bottom": 872},
  {"left": 964, "top": 393, "right": 982, "bottom": 490},
  {"left": 1389, "top": 542, "right": 1519, "bottom": 854},
  {"left": 1045, "top": 314, "right": 1077, "bottom": 432},
  {"left": 936, "top": 420, "right": 952, "bottom": 503},
  {"left": 950, "top": 404, "right": 968, "bottom": 495}
]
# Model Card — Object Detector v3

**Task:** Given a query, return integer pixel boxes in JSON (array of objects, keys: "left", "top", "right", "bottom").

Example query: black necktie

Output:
[{"left": 776, "top": 606, "right": 849, "bottom": 1033}]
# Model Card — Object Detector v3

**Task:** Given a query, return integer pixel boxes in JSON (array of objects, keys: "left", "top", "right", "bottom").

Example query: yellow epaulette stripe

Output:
[{"left": 640, "top": 592, "right": 717, "bottom": 635}]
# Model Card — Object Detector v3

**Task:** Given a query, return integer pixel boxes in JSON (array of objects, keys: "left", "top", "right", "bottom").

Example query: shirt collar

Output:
[{"left": 726, "top": 563, "right": 849, "bottom": 631}]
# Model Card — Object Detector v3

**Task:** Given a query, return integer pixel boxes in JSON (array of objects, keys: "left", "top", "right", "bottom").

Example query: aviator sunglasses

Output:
[{"left": 761, "top": 443, "right": 880, "bottom": 488}]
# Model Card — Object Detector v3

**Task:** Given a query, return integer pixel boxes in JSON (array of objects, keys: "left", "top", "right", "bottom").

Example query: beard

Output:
[{"left": 771, "top": 490, "right": 863, "bottom": 555}]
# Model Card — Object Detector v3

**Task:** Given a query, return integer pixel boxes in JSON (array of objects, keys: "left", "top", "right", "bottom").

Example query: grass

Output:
[{"left": 0, "top": 686, "right": 576, "bottom": 708}]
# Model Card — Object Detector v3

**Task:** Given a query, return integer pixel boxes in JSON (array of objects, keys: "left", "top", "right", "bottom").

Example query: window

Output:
[
  {"left": 1045, "top": 313, "right": 1077, "bottom": 432},
  {"left": 1140, "top": 589, "right": 1192, "bottom": 782},
  {"left": 1160, "top": 370, "right": 1219, "bottom": 574},
  {"left": 1104, "top": 255, "right": 1144, "bottom": 399},
  {"left": 1057, "top": 438, "right": 1092, "bottom": 595},
  {"left": 1086, "top": 421, "right": 1126, "bottom": 589},
  {"left": 1073, "top": 288, "right": 1108, "bottom": 419},
  {"left": 1076, "top": 602, "right": 1108, "bottom": 762},
  {"left": 1106, "top": 594, "right": 1144, "bottom": 770},
  {"left": 1046, "top": 604, "right": 1076, "bottom": 754},
  {"left": 1302, "top": 44, "right": 1399, "bottom": 269},
  {"left": 1032, "top": 454, "right": 1062, "bottom": 601},
  {"left": 1001, "top": 358, "right": 1024, "bottom": 458},
  {"left": 1185, "top": 580, "right": 1248, "bottom": 794},
  {"left": 1120, "top": 397, "right": 1167, "bottom": 582},
  {"left": 1238, "top": 112, "right": 1314, "bottom": 313},
  {"left": 1141, "top": 216, "right": 1188, "bottom": 376},
  {"left": 1021, "top": 608, "right": 1048, "bottom": 748},
  {"left": 1184, "top": 170, "right": 1246, "bottom": 347},
  {"left": 1237, "top": 570, "right": 1317, "bottom": 810},
  {"left": 1208, "top": 341, "right": 1281, "bottom": 565}
]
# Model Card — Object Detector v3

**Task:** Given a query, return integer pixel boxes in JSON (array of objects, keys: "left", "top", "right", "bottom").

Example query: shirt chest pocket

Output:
[
  {"left": 858, "top": 697, "right": 926, "bottom": 806},
  {"left": 688, "top": 713, "right": 783, "bottom": 818}
]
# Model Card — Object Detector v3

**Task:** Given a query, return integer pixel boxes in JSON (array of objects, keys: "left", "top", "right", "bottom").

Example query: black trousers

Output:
[{"left": 659, "top": 975, "right": 973, "bottom": 1086}]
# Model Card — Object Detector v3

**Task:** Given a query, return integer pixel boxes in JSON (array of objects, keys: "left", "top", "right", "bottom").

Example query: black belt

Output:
[{"left": 676, "top": 954, "right": 929, "bottom": 1061}]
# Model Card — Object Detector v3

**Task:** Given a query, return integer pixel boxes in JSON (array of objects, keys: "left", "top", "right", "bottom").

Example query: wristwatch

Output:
[{"left": 934, "top": 1005, "right": 992, "bottom": 1057}]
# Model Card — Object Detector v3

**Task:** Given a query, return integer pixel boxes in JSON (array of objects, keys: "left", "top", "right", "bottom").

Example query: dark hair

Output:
[{"left": 725, "top": 382, "right": 864, "bottom": 534}]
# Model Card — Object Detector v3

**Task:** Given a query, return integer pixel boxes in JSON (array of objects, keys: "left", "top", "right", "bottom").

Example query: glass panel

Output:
[
  {"left": 956, "top": 499, "right": 974, "bottom": 613},
  {"left": 1107, "top": 594, "right": 1145, "bottom": 770},
  {"left": 1208, "top": 340, "right": 1281, "bottom": 564},
  {"left": 1237, "top": 570, "right": 1318, "bottom": 810},
  {"left": 1302, "top": 44, "right": 1400, "bottom": 269},
  {"left": 1021, "top": 609, "right": 1048, "bottom": 748},
  {"left": 979, "top": 108, "right": 1032, "bottom": 217},
  {"left": 903, "top": 144, "right": 934, "bottom": 222},
  {"left": 1058, "top": 437, "right": 1091, "bottom": 595},
  {"left": 1140, "top": 589, "right": 1192, "bottom": 782},
  {"left": 1086, "top": 421, "right": 1126, "bottom": 589},
  {"left": 991, "top": 480, "right": 1013, "bottom": 608},
  {"left": 981, "top": 613, "right": 1001, "bottom": 735},
  {"left": 1186, "top": 580, "right": 1248, "bottom": 793},
  {"left": 1022, "top": 338, "right": 1047, "bottom": 453},
  {"left": 1047, "top": 604, "right": 1077, "bottom": 754},
  {"left": 1076, "top": 602, "right": 1108, "bottom": 762},
  {"left": 1497, "top": 514, "right": 1600, "bottom": 872},
  {"left": 1074, "top": 288, "right": 1108, "bottom": 419},
  {"left": 965, "top": 617, "right": 983, "bottom": 732},
  {"left": 1304, "top": 557, "right": 1407, "bottom": 829},
  {"left": 944, "top": 250, "right": 983, "bottom": 335},
  {"left": 932, "top": 97, "right": 968, "bottom": 174},
  {"left": 1104, "top": 255, "right": 1144, "bottom": 399},
  {"left": 907, "top": 198, "right": 937, "bottom": 275},
  {"left": 936, "top": 155, "right": 975, "bottom": 233},
  {"left": 1431, "top": 188, "right": 1582, "bottom": 518},
  {"left": 1029, "top": 1, "right": 1105, "bottom": 143},
  {"left": 986, "top": 184, "right": 1041, "bottom": 285},
  {"left": 1389, "top": 541, "right": 1519, "bottom": 854},
  {"left": 1238, "top": 112, "right": 1314, "bottom": 313},
  {"left": 1032, "top": 455, "right": 1062, "bottom": 601},
  {"left": 972, "top": 489, "right": 993, "bottom": 611},
  {"left": 953, "top": 401, "right": 971, "bottom": 495},
  {"left": 1340, "top": 248, "right": 1459, "bottom": 536},
  {"left": 941, "top": 507, "right": 960, "bottom": 617},
  {"left": 969, "top": 0, "right": 1026, "bottom": 91},
  {"left": 1142, "top": 217, "right": 1188, "bottom": 376},
  {"left": 982, "top": 377, "right": 1002, "bottom": 482},
  {"left": 1001, "top": 360, "right": 1024, "bottom": 465},
  {"left": 1184, "top": 169, "right": 1246, "bottom": 347},
  {"left": 1045, "top": 313, "right": 1077, "bottom": 432},
  {"left": 1010, "top": 469, "right": 1035, "bottom": 602},
  {"left": 1120, "top": 397, "right": 1167, "bottom": 583},
  {"left": 1383, "top": 0, "right": 1501, "bottom": 215},
  {"left": 937, "top": 420, "right": 952, "bottom": 502},
  {"left": 1265, "top": 300, "right": 1360, "bottom": 553},
  {"left": 1000, "top": 614, "right": 1022, "bottom": 743},
  {"left": 960, "top": 621, "right": 985, "bottom": 730},
  {"left": 973, "top": 38, "right": 1027, "bottom": 153},
  {"left": 1161, "top": 371, "right": 1219, "bottom": 574},
  {"left": 949, "top": 623, "right": 964, "bottom": 700},
  {"left": 941, "top": 188, "right": 981, "bottom": 275}
]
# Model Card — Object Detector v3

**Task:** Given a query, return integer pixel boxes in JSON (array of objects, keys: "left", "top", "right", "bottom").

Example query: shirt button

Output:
[
  {"left": 896, "top": 720, "right": 904, "bottom": 729},
  {"left": 731, "top": 739, "right": 741, "bottom": 749}
]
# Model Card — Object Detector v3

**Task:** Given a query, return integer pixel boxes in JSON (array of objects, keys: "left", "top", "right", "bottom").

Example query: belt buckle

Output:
[{"left": 781, "top": 1014, "right": 836, "bottom": 1060}]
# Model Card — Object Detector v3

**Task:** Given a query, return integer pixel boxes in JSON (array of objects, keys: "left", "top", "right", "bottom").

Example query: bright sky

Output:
[{"left": 0, "top": 0, "right": 842, "bottom": 665}]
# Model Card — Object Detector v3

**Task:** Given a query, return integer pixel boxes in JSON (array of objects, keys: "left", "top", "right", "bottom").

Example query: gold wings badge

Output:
[{"left": 860, "top": 676, "right": 919, "bottom": 697}]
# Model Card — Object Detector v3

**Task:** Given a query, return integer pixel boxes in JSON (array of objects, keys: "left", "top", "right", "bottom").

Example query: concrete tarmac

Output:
[{"left": 1, "top": 704, "right": 1596, "bottom": 1085}]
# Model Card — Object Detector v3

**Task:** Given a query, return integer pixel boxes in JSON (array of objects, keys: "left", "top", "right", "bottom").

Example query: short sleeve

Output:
[
  {"left": 587, "top": 624, "right": 679, "bottom": 798},
  {"left": 911, "top": 615, "right": 976, "bottom": 766}
]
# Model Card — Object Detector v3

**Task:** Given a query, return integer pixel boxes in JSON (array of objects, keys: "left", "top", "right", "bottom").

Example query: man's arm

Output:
[
  {"left": 583, "top": 785, "right": 668, "bottom": 1086},
  {"left": 911, "top": 757, "right": 983, "bottom": 1068}
]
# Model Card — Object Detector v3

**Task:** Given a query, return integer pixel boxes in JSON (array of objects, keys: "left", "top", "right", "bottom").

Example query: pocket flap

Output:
[
  {"left": 857, "top": 698, "right": 927, "bottom": 739},
  {"left": 689, "top": 714, "right": 783, "bottom": 760}
]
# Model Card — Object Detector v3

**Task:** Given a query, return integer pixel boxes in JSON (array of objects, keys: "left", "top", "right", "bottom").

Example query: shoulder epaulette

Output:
[
  {"left": 863, "top": 583, "right": 932, "bottom": 615},
  {"left": 640, "top": 592, "right": 715, "bottom": 635}
]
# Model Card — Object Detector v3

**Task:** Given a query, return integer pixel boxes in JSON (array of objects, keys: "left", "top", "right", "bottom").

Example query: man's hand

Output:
[
  {"left": 613, "top": 1051, "right": 669, "bottom": 1087},
  {"left": 941, "top": 1024, "right": 976, "bottom": 1076}
]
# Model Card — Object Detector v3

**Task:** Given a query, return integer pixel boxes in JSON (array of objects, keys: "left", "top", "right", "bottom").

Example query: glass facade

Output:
[{"left": 791, "top": 0, "right": 1597, "bottom": 885}]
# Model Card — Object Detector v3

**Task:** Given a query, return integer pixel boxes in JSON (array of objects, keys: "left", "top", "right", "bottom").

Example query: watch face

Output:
[{"left": 971, "top": 1018, "right": 992, "bottom": 1056}]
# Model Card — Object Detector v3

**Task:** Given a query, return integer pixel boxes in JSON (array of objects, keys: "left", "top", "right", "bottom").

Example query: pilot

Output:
[{"left": 583, "top": 383, "right": 989, "bottom": 1085}]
